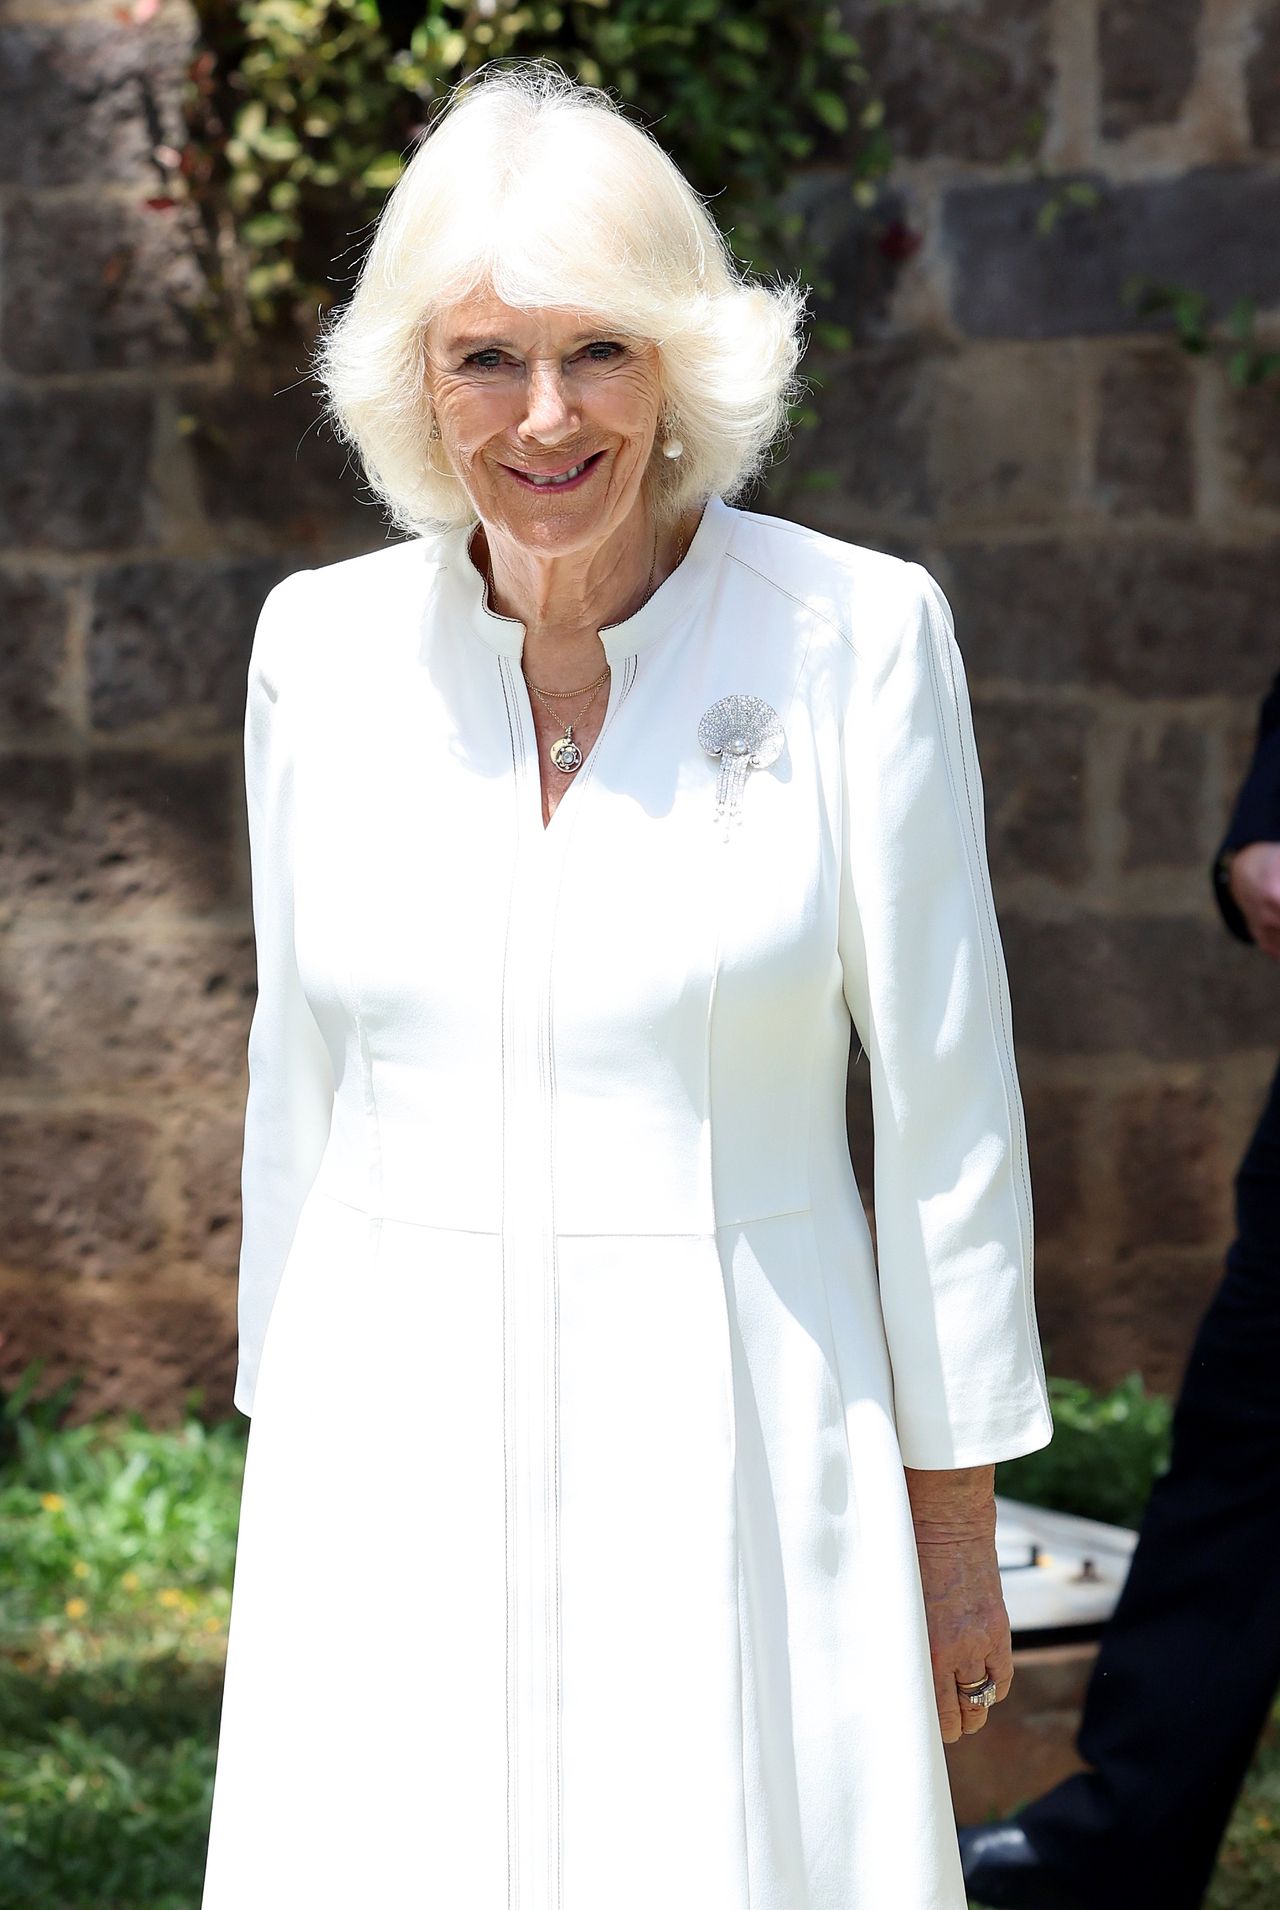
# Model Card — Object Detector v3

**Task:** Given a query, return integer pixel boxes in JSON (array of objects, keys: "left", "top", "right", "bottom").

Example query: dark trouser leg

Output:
[{"left": 1013, "top": 1056, "right": 1280, "bottom": 1910}]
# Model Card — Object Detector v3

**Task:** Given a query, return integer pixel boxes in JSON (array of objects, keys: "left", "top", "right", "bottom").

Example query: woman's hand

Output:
[{"left": 904, "top": 1463, "right": 1013, "bottom": 1745}]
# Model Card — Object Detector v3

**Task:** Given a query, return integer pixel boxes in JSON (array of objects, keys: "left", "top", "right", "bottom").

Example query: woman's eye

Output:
[{"left": 461, "top": 341, "right": 622, "bottom": 370}]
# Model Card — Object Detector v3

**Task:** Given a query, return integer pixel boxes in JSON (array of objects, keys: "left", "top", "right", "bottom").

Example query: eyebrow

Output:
[{"left": 445, "top": 331, "right": 619, "bottom": 352}]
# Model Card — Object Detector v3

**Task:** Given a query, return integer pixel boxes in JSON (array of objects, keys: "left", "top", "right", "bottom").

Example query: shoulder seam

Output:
[
  {"left": 725, "top": 549, "right": 854, "bottom": 649},
  {"left": 730, "top": 507, "right": 821, "bottom": 543}
]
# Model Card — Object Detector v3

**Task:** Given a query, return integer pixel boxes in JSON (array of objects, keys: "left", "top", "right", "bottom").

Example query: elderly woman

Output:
[{"left": 200, "top": 61, "right": 1053, "bottom": 1910}]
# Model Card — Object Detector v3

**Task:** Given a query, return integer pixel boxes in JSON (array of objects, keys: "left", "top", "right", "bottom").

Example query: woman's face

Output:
[{"left": 423, "top": 291, "right": 666, "bottom": 556}]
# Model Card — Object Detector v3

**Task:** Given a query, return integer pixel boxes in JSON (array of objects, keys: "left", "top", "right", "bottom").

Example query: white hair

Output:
[{"left": 309, "top": 60, "right": 810, "bottom": 536}]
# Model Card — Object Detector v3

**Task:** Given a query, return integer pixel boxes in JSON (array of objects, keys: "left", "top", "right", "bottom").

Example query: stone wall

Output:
[
  {"left": 1, "top": 0, "right": 1277, "bottom": 1420},
  {"left": 0, "top": 0, "right": 373, "bottom": 1419},
  {"left": 797, "top": 0, "right": 1280, "bottom": 1394}
]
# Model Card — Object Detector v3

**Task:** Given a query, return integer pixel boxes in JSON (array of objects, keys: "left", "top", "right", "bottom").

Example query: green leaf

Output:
[
  {"left": 254, "top": 124, "right": 302, "bottom": 162},
  {"left": 810, "top": 90, "right": 848, "bottom": 134},
  {"left": 1228, "top": 348, "right": 1253, "bottom": 389},
  {"left": 778, "top": 130, "right": 814, "bottom": 160},
  {"left": 720, "top": 18, "right": 768, "bottom": 54},
  {"left": 1172, "top": 288, "right": 1209, "bottom": 328},
  {"left": 242, "top": 210, "right": 300, "bottom": 246},
  {"left": 235, "top": 100, "right": 268, "bottom": 143},
  {"left": 361, "top": 152, "right": 403, "bottom": 189},
  {"left": 1228, "top": 296, "right": 1257, "bottom": 341}
]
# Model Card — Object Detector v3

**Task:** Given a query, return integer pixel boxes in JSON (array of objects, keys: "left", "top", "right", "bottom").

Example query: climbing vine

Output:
[
  {"left": 1031, "top": 179, "right": 1280, "bottom": 391},
  {"left": 168, "top": 0, "right": 894, "bottom": 347},
  {"left": 1122, "top": 280, "right": 1280, "bottom": 389}
]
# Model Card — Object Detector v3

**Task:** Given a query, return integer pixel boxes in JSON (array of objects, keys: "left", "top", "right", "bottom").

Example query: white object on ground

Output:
[{"left": 995, "top": 1494, "right": 1139, "bottom": 1634}]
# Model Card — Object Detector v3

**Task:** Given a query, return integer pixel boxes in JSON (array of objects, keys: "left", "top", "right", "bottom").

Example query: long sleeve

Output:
[
  {"left": 837, "top": 562, "right": 1054, "bottom": 1470},
  {"left": 1211, "top": 667, "right": 1280, "bottom": 943},
  {"left": 234, "top": 570, "right": 335, "bottom": 1416}
]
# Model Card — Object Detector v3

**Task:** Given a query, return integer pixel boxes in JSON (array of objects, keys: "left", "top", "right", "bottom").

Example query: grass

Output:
[
  {"left": 0, "top": 1372, "right": 241, "bottom": 1908},
  {"left": 2, "top": 1367, "right": 1277, "bottom": 1907}
]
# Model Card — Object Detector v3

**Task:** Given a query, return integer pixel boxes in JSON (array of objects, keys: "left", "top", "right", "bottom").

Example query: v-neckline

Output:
[
  {"left": 434, "top": 494, "right": 737, "bottom": 849},
  {"left": 507, "top": 654, "right": 629, "bottom": 843}
]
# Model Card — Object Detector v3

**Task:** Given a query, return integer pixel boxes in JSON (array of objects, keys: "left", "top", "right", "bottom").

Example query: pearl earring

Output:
[{"left": 662, "top": 434, "right": 684, "bottom": 459}]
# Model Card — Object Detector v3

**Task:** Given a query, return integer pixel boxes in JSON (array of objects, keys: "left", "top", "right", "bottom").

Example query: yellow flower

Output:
[
  {"left": 204, "top": 1615, "right": 223, "bottom": 1633},
  {"left": 41, "top": 1493, "right": 65, "bottom": 1513},
  {"left": 72, "top": 1560, "right": 90, "bottom": 1580},
  {"left": 64, "top": 1597, "right": 88, "bottom": 1620},
  {"left": 157, "top": 1588, "right": 184, "bottom": 1609},
  {"left": 120, "top": 1571, "right": 141, "bottom": 1593},
  {"left": 1255, "top": 1814, "right": 1273, "bottom": 1833}
]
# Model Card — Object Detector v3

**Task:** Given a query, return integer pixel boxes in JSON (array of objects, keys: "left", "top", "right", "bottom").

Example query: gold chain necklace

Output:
[
  {"left": 524, "top": 670, "right": 611, "bottom": 772},
  {"left": 521, "top": 528, "right": 661, "bottom": 776}
]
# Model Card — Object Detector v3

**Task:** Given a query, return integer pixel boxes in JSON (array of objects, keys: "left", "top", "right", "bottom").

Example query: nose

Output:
[{"left": 518, "top": 357, "right": 578, "bottom": 445}]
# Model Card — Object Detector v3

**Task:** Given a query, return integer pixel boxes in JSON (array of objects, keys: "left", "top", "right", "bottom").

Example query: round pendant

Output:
[{"left": 550, "top": 735, "right": 583, "bottom": 773}]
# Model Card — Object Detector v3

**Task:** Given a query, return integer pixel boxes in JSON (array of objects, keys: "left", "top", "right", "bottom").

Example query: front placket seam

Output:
[
  {"left": 538, "top": 649, "right": 637, "bottom": 1910},
  {"left": 496, "top": 658, "right": 525, "bottom": 1910},
  {"left": 498, "top": 649, "right": 636, "bottom": 1910}
]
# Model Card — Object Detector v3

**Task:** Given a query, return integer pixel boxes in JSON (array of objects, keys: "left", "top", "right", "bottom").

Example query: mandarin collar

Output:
[{"left": 434, "top": 492, "right": 735, "bottom": 664}]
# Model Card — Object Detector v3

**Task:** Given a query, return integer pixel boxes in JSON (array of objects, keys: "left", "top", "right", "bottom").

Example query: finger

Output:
[
  {"left": 988, "top": 1640, "right": 1015, "bottom": 1701},
  {"left": 935, "top": 1664, "right": 962, "bottom": 1744},
  {"left": 956, "top": 1666, "right": 992, "bottom": 1735},
  {"left": 959, "top": 1695, "right": 989, "bottom": 1734}
]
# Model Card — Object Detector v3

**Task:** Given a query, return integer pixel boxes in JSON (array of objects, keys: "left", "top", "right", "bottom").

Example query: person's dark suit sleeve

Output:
[{"left": 1213, "top": 670, "right": 1280, "bottom": 942}]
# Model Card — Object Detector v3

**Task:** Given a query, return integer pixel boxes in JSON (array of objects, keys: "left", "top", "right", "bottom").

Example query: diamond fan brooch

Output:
[{"left": 697, "top": 694, "right": 785, "bottom": 839}]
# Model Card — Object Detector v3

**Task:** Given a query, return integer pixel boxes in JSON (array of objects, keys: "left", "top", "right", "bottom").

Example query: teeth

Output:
[{"left": 524, "top": 457, "right": 591, "bottom": 487}]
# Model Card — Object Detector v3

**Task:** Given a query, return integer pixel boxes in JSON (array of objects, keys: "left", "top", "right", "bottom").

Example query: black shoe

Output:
[{"left": 958, "top": 1822, "right": 1087, "bottom": 1910}]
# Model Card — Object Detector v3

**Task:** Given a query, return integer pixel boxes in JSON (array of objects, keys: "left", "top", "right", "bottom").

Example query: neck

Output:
[{"left": 472, "top": 503, "right": 699, "bottom": 689}]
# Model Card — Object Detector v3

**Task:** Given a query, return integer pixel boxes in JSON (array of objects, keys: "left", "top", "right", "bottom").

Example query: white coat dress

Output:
[{"left": 199, "top": 492, "right": 1054, "bottom": 1910}]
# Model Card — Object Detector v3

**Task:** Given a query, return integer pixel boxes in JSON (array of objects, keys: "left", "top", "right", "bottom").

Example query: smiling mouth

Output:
[{"left": 505, "top": 450, "right": 606, "bottom": 489}]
